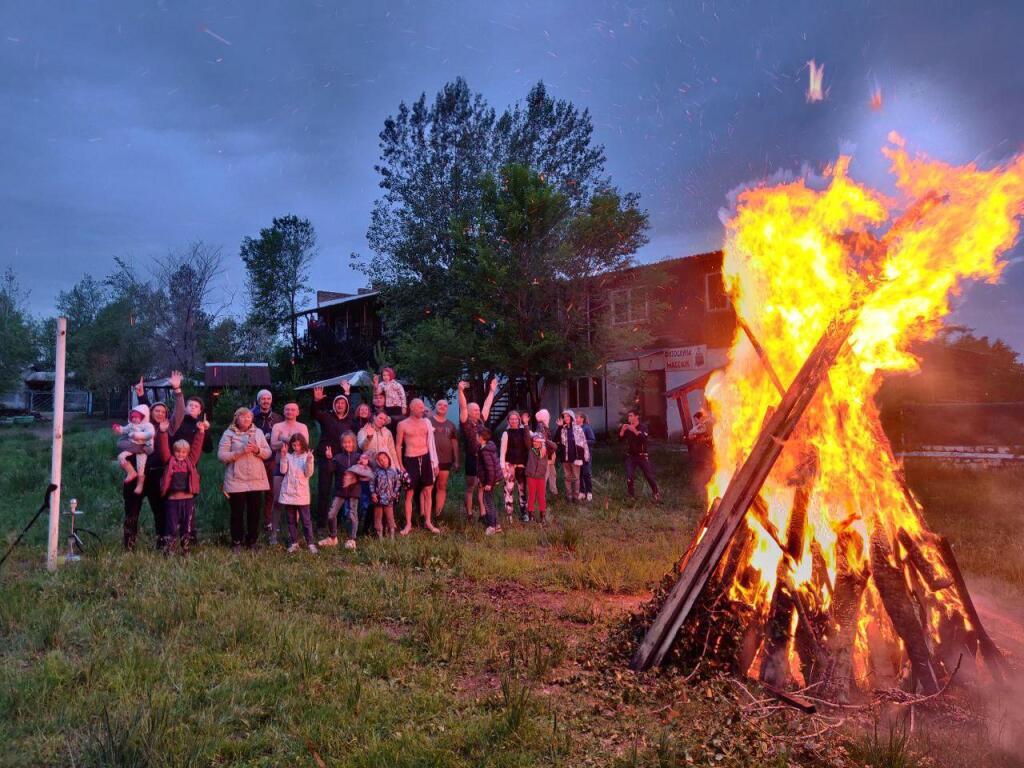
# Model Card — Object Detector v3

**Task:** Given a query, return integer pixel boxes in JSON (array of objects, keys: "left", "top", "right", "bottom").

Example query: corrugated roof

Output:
[{"left": 294, "top": 290, "right": 380, "bottom": 317}]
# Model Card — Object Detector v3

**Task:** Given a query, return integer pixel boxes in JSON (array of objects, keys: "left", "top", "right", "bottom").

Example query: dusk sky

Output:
[{"left": 2, "top": 1, "right": 1023, "bottom": 351}]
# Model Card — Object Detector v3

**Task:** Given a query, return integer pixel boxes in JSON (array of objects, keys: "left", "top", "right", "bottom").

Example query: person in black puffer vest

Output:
[{"left": 310, "top": 382, "right": 356, "bottom": 529}]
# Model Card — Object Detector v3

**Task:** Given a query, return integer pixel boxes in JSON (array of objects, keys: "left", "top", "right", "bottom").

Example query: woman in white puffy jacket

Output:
[{"left": 218, "top": 407, "right": 271, "bottom": 550}]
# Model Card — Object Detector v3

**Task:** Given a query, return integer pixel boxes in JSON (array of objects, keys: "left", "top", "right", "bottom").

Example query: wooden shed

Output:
[{"left": 204, "top": 362, "right": 271, "bottom": 412}]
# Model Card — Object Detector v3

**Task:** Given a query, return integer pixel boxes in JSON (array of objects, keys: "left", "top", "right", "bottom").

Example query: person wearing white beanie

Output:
[
  {"left": 557, "top": 409, "right": 590, "bottom": 502},
  {"left": 534, "top": 409, "right": 558, "bottom": 495}
]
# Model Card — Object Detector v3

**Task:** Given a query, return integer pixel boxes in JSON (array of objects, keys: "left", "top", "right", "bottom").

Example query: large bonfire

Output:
[{"left": 633, "top": 133, "right": 1024, "bottom": 703}]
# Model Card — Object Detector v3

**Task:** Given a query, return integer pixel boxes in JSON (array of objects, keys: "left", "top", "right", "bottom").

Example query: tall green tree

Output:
[
  {"left": 401, "top": 164, "right": 647, "bottom": 410},
  {"left": 54, "top": 263, "right": 158, "bottom": 403},
  {"left": 360, "top": 79, "right": 640, "bottom": 399},
  {"left": 240, "top": 215, "right": 317, "bottom": 363},
  {"left": 360, "top": 79, "right": 609, "bottom": 333},
  {"left": 0, "top": 268, "right": 37, "bottom": 392},
  {"left": 55, "top": 274, "right": 107, "bottom": 336}
]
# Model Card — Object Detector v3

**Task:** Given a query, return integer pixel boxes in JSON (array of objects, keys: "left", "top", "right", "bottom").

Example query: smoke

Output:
[{"left": 980, "top": 670, "right": 1024, "bottom": 756}]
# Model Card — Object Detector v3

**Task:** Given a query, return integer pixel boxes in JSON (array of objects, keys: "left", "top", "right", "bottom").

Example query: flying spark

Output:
[
  {"left": 806, "top": 59, "right": 825, "bottom": 102},
  {"left": 870, "top": 83, "right": 883, "bottom": 111},
  {"left": 199, "top": 25, "right": 233, "bottom": 46}
]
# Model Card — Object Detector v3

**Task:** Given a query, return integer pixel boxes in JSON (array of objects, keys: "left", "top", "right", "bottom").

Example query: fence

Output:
[
  {"left": 27, "top": 390, "right": 93, "bottom": 415},
  {"left": 888, "top": 401, "right": 1024, "bottom": 465}
]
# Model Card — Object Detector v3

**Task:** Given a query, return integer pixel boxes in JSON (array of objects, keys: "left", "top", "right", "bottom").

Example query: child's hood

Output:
[{"left": 130, "top": 404, "right": 150, "bottom": 422}]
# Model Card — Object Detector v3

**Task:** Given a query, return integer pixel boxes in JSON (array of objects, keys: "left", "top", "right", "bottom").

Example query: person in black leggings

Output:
[{"left": 618, "top": 410, "right": 661, "bottom": 503}]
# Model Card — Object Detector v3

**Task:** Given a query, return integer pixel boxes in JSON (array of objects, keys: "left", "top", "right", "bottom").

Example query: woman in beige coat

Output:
[{"left": 218, "top": 407, "right": 272, "bottom": 550}]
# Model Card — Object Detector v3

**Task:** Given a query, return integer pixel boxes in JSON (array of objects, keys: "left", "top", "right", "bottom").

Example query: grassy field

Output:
[{"left": 0, "top": 423, "right": 1021, "bottom": 767}]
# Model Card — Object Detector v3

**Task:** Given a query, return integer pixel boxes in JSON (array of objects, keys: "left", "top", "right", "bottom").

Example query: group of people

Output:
[{"left": 116, "top": 367, "right": 665, "bottom": 555}]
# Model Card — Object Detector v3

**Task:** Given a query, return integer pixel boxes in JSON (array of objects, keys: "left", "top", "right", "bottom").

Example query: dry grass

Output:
[{"left": 906, "top": 461, "right": 1024, "bottom": 588}]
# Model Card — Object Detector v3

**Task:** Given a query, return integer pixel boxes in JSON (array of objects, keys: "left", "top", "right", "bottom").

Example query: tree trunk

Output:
[{"left": 526, "top": 373, "right": 543, "bottom": 415}]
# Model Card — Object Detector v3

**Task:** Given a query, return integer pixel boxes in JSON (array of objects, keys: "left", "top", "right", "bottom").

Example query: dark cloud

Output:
[{"left": 2, "top": 0, "right": 1022, "bottom": 349}]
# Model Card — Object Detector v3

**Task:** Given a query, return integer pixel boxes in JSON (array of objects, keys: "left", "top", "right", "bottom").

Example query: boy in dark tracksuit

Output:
[
  {"left": 320, "top": 433, "right": 360, "bottom": 547},
  {"left": 618, "top": 410, "right": 661, "bottom": 502},
  {"left": 310, "top": 389, "right": 356, "bottom": 529},
  {"left": 477, "top": 428, "right": 502, "bottom": 535}
]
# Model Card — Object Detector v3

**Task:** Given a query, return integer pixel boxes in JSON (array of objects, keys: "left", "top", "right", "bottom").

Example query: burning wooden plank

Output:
[
  {"left": 630, "top": 136, "right": 1024, "bottom": 707},
  {"left": 630, "top": 309, "right": 860, "bottom": 672}
]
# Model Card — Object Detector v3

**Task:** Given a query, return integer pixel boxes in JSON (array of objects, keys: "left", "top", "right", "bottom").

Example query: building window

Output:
[
  {"left": 705, "top": 271, "right": 729, "bottom": 312},
  {"left": 610, "top": 287, "right": 648, "bottom": 324},
  {"left": 568, "top": 377, "right": 603, "bottom": 409}
]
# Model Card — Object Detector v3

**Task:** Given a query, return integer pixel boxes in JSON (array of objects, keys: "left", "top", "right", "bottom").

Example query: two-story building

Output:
[
  {"left": 297, "top": 252, "right": 735, "bottom": 440},
  {"left": 293, "top": 289, "right": 383, "bottom": 382},
  {"left": 548, "top": 251, "right": 735, "bottom": 439}
]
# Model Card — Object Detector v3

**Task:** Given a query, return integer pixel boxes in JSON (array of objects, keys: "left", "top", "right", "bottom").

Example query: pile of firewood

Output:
[{"left": 629, "top": 309, "right": 1007, "bottom": 706}]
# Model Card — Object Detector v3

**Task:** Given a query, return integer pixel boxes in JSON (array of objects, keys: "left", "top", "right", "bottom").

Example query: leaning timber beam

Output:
[
  {"left": 630, "top": 309, "right": 861, "bottom": 672},
  {"left": 896, "top": 480, "right": 1007, "bottom": 679},
  {"left": 737, "top": 315, "right": 786, "bottom": 398},
  {"left": 820, "top": 530, "right": 869, "bottom": 703},
  {"left": 870, "top": 533, "right": 940, "bottom": 695},
  {"left": 759, "top": 482, "right": 814, "bottom": 688},
  {"left": 934, "top": 536, "right": 1009, "bottom": 680},
  {"left": 897, "top": 528, "right": 953, "bottom": 592}
]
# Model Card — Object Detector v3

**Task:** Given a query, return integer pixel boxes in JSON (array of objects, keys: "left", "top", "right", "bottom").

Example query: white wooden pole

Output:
[{"left": 46, "top": 317, "right": 67, "bottom": 572}]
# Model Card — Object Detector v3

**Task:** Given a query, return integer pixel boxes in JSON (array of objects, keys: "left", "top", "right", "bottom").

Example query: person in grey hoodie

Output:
[{"left": 218, "top": 407, "right": 272, "bottom": 550}]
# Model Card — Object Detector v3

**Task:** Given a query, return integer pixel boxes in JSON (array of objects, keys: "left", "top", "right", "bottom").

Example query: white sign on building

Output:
[{"left": 665, "top": 344, "right": 707, "bottom": 371}]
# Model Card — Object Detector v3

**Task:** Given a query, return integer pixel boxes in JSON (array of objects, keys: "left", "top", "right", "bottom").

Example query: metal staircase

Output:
[{"left": 485, "top": 376, "right": 530, "bottom": 429}]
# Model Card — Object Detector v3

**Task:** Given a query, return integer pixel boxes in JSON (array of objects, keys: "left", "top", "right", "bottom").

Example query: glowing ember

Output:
[
  {"left": 870, "top": 85, "right": 883, "bottom": 111},
  {"left": 692, "top": 135, "right": 1024, "bottom": 697},
  {"left": 806, "top": 60, "right": 826, "bottom": 103}
]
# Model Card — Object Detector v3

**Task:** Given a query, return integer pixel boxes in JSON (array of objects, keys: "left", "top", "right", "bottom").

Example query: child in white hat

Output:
[{"left": 113, "top": 403, "right": 155, "bottom": 495}]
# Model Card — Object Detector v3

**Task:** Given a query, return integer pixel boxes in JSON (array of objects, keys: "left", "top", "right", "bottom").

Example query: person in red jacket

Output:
[{"left": 155, "top": 417, "right": 207, "bottom": 556}]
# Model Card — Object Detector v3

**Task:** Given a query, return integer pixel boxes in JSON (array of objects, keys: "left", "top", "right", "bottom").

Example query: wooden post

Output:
[{"left": 46, "top": 317, "right": 67, "bottom": 572}]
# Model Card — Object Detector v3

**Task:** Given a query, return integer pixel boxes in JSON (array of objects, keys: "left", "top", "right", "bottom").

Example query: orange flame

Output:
[{"left": 707, "top": 135, "right": 1024, "bottom": 679}]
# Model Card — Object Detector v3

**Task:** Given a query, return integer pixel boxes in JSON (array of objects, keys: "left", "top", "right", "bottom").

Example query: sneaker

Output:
[
  {"left": 586, "top": 493, "right": 593, "bottom": 501},
  {"left": 653, "top": 492, "right": 662, "bottom": 503},
  {"left": 287, "top": 543, "right": 300, "bottom": 553},
  {"left": 344, "top": 539, "right": 357, "bottom": 550},
  {"left": 318, "top": 537, "right": 338, "bottom": 547},
  {"left": 307, "top": 544, "right": 319, "bottom": 554},
  {"left": 577, "top": 493, "right": 585, "bottom": 502},
  {"left": 520, "top": 513, "right": 531, "bottom": 523},
  {"left": 485, "top": 525, "right": 502, "bottom": 536}
]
